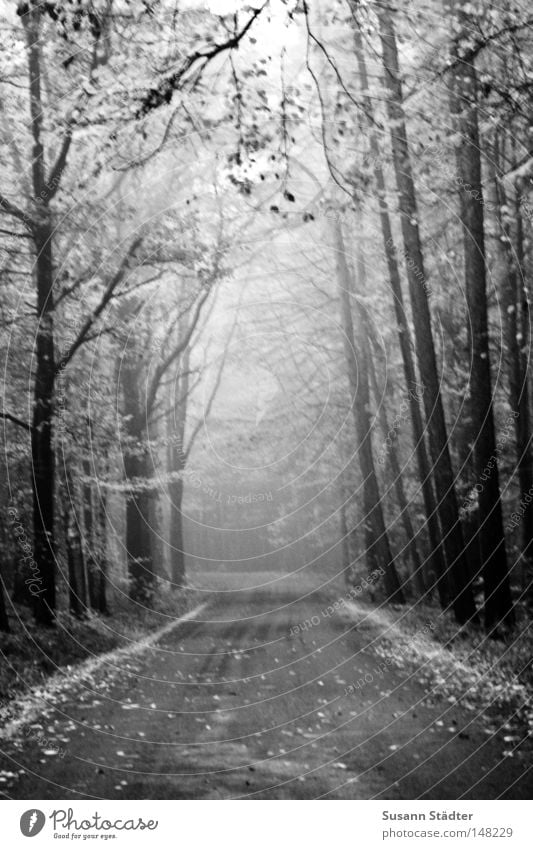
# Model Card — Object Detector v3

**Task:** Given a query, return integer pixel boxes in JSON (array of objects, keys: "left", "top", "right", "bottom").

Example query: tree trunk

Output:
[
  {"left": 0, "top": 573, "right": 10, "bottom": 632},
  {"left": 64, "top": 509, "right": 84, "bottom": 619},
  {"left": 339, "top": 496, "right": 352, "bottom": 582},
  {"left": 339, "top": 472, "right": 357, "bottom": 584},
  {"left": 490, "top": 162, "right": 533, "bottom": 601},
  {"left": 367, "top": 348, "right": 426, "bottom": 597},
  {"left": 12, "top": 559, "right": 30, "bottom": 606},
  {"left": 31, "top": 234, "right": 56, "bottom": 627},
  {"left": 168, "top": 344, "right": 191, "bottom": 587},
  {"left": 96, "top": 490, "right": 109, "bottom": 614},
  {"left": 353, "top": 205, "right": 424, "bottom": 595},
  {"left": 446, "top": 4, "right": 514, "bottom": 632},
  {"left": 334, "top": 218, "right": 404, "bottom": 603},
  {"left": 489, "top": 155, "right": 533, "bottom": 572},
  {"left": 124, "top": 449, "right": 155, "bottom": 602},
  {"left": 514, "top": 183, "right": 533, "bottom": 600},
  {"left": 352, "top": 24, "right": 448, "bottom": 605},
  {"left": 169, "top": 477, "right": 186, "bottom": 585},
  {"left": 21, "top": 5, "right": 57, "bottom": 625},
  {"left": 82, "top": 459, "right": 101, "bottom": 609},
  {"left": 122, "top": 352, "right": 156, "bottom": 602},
  {"left": 377, "top": 6, "right": 477, "bottom": 624}
]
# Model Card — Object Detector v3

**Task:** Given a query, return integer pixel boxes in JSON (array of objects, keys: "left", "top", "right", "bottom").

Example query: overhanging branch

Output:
[
  {"left": 0, "top": 411, "right": 34, "bottom": 432},
  {"left": 136, "top": 3, "right": 268, "bottom": 117}
]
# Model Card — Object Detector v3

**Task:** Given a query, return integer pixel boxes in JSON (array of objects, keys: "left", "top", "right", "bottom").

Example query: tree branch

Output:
[
  {"left": 145, "top": 285, "right": 212, "bottom": 416},
  {"left": 57, "top": 236, "right": 142, "bottom": 371},
  {"left": 136, "top": 3, "right": 268, "bottom": 117},
  {"left": 0, "top": 193, "right": 32, "bottom": 229},
  {"left": 45, "top": 126, "right": 73, "bottom": 200},
  {"left": 0, "top": 410, "right": 34, "bottom": 432}
]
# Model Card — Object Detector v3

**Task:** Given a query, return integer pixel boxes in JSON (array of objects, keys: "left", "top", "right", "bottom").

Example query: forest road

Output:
[{"left": 1, "top": 566, "right": 531, "bottom": 799}]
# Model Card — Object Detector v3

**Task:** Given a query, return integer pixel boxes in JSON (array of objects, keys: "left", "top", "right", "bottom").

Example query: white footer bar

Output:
[{"left": 2, "top": 799, "right": 530, "bottom": 847}]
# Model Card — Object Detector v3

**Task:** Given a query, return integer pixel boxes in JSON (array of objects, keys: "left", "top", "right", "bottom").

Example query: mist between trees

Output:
[
  {"left": 182, "top": 467, "right": 273, "bottom": 506},
  {"left": 0, "top": 1, "right": 532, "bottom": 673},
  {"left": 289, "top": 568, "right": 385, "bottom": 636}
]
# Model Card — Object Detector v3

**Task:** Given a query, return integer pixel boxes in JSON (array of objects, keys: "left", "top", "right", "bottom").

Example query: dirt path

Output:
[{"left": 0, "top": 567, "right": 531, "bottom": 799}]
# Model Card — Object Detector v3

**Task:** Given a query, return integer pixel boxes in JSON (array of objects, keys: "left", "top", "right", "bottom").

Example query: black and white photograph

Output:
[{"left": 0, "top": 0, "right": 532, "bottom": 841}]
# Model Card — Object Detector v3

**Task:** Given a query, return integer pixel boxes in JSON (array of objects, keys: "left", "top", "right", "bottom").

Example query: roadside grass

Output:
[
  {"left": 0, "top": 584, "right": 202, "bottom": 708},
  {"left": 344, "top": 596, "right": 533, "bottom": 735}
]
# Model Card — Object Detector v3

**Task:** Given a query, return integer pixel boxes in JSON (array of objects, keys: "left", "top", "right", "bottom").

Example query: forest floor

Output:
[
  {"left": 0, "top": 586, "right": 202, "bottom": 709},
  {"left": 0, "top": 564, "right": 531, "bottom": 799}
]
